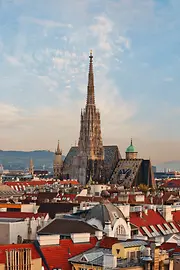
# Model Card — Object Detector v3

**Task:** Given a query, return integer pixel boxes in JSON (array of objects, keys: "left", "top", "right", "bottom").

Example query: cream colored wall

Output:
[
  {"left": 9, "top": 218, "right": 43, "bottom": 243},
  {"left": 117, "top": 204, "right": 130, "bottom": 219},
  {"left": 32, "top": 258, "right": 42, "bottom": 270},
  {"left": 21, "top": 204, "right": 36, "bottom": 213},
  {"left": 71, "top": 233, "right": 90, "bottom": 243},
  {"left": 38, "top": 234, "right": 59, "bottom": 246},
  {"left": 112, "top": 217, "right": 131, "bottom": 239},
  {"left": 0, "top": 223, "right": 10, "bottom": 244}
]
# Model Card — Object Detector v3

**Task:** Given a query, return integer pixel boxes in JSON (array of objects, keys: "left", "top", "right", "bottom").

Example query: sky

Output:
[{"left": 0, "top": 0, "right": 180, "bottom": 164}]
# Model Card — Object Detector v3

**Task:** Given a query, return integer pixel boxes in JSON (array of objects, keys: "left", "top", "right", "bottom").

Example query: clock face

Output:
[{"left": 117, "top": 168, "right": 132, "bottom": 186}]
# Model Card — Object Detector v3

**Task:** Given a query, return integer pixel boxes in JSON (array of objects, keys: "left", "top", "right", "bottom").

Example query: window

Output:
[
  {"left": 115, "top": 225, "right": 126, "bottom": 237},
  {"left": 116, "top": 249, "right": 120, "bottom": 255}
]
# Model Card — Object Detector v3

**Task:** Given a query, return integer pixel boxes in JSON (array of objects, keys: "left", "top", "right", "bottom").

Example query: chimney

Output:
[
  {"left": 104, "top": 221, "right": 113, "bottom": 237},
  {"left": 150, "top": 196, "right": 153, "bottom": 204},
  {"left": 73, "top": 206, "right": 78, "bottom": 213},
  {"left": 103, "top": 254, "right": 117, "bottom": 268},
  {"left": 162, "top": 205, "right": 173, "bottom": 222}
]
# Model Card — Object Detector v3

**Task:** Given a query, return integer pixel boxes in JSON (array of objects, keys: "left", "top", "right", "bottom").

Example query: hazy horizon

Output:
[{"left": 0, "top": 0, "right": 180, "bottom": 164}]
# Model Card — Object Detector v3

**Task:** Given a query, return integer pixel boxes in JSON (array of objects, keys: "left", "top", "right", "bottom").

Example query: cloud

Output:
[
  {"left": 4, "top": 55, "right": 22, "bottom": 67},
  {"left": 0, "top": 103, "right": 24, "bottom": 128},
  {"left": 89, "top": 15, "right": 113, "bottom": 51},
  {"left": 19, "top": 16, "right": 72, "bottom": 28},
  {"left": 163, "top": 77, "right": 174, "bottom": 82}
]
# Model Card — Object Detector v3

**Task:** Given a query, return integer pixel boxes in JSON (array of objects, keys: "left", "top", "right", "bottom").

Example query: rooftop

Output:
[
  {"left": 38, "top": 218, "right": 100, "bottom": 235},
  {"left": 41, "top": 237, "right": 97, "bottom": 270}
]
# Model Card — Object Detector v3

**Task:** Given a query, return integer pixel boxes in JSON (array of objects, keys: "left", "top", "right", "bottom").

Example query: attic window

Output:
[
  {"left": 116, "top": 249, "right": 120, "bottom": 254},
  {"left": 80, "top": 255, "right": 88, "bottom": 262}
]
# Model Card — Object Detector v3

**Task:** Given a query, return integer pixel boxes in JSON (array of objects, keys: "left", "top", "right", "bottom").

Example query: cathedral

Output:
[{"left": 55, "top": 51, "right": 155, "bottom": 188}]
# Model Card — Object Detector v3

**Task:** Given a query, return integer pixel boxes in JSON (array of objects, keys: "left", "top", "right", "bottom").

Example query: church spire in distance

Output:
[
  {"left": 86, "top": 50, "right": 95, "bottom": 106},
  {"left": 56, "top": 140, "right": 62, "bottom": 155}
]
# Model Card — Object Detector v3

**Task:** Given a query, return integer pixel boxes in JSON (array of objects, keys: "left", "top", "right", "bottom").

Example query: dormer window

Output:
[{"left": 80, "top": 255, "right": 88, "bottom": 262}]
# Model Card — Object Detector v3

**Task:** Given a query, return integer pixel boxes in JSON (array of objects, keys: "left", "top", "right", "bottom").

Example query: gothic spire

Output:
[
  {"left": 56, "top": 140, "right": 62, "bottom": 155},
  {"left": 86, "top": 50, "right": 95, "bottom": 106}
]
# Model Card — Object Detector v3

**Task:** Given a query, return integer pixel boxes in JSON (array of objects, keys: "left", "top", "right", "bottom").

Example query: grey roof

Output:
[
  {"left": 37, "top": 218, "right": 101, "bottom": 235},
  {"left": 83, "top": 251, "right": 104, "bottom": 262},
  {"left": 69, "top": 247, "right": 110, "bottom": 266},
  {"left": 0, "top": 218, "right": 24, "bottom": 223},
  {"left": 120, "top": 240, "right": 147, "bottom": 248},
  {"left": 64, "top": 145, "right": 120, "bottom": 166},
  {"left": 63, "top": 146, "right": 78, "bottom": 165},
  {"left": 84, "top": 202, "right": 126, "bottom": 227},
  {"left": 69, "top": 246, "right": 143, "bottom": 268},
  {"left": 164, "top": 233, "right": 180, "bottom": 242}
]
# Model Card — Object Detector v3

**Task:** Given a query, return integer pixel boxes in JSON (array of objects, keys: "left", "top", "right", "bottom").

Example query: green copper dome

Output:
[{"left": 126, "top": 139, "right": 136, "bottom": 153}]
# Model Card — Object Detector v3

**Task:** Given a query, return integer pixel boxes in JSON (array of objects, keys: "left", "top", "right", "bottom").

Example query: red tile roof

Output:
[
  {"left": 130, "top": 209, "right": 180, "bottom": 237},
  {"left": 0, "top": 212, "right": 48, "bottom": 219},
  {"left": 172, "top": 210, "right": 180, "bottom": 224},
  {"left": 163, "top": 179, "right": 180, "bottom": 188},
  {"left": 0, "top": 243, "right": 40, "bottom": 264},
  {"left": 5, "top": 180, "right": 80, "bottom": 191},
  {"left": 41, "top": 237, "right": 97, "bottom": 270},
  {"left": 99, "top": 236, "right": 119, "bottom": 248}
]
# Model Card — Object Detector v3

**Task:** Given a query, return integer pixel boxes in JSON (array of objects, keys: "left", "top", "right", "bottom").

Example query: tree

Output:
[{"left": 138, "top": 184, "right": 149, "bottom": 194}]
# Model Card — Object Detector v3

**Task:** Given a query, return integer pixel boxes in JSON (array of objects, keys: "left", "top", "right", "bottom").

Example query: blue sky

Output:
[{"left": 0, "top": 0, "right": 180, "bottom": 164}]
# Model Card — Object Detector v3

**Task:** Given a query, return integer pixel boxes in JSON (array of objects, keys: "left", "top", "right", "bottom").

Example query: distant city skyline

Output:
[{"left": 0, "top": 0, "right": 180, "bottom": 164}]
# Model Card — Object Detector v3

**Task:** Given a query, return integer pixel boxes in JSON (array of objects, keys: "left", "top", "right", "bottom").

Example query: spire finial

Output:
[
  {"left": 87, "top": 50, "right": 95, "bottom": 105},
  {"left": 131, "top": 138, "right": 133, "bottom": 145},
  {"left": 90, "top": 50, "right": 93, "bottom": 57},
  {"left": 56, "top": 140, "right": 62, "bottom": 155}
]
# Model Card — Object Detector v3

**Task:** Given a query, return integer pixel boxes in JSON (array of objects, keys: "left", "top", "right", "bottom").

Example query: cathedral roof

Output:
[
  {"left": 84, "top": 201, "right": 126, "bottom": 227},
  {"left": 64, "top": 145, "right": 120, "bottom": 166},
  {"left": 126, "top": 139, "right": 137, "bottom": 153}
]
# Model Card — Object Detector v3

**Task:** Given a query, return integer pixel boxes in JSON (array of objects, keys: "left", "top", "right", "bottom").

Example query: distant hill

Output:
[
  {"left": 1, "top": 150, "right": 179, "bottom": 173},
  {"left": 156, "top": 161, "right": 180, "bottom": 172},
  {"left": 0, "top": 150, "right": 65, "bottom": 171}
]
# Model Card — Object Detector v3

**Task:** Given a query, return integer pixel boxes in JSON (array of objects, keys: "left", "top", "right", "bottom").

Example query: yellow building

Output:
[{"left": 112, "top": 241, "right": 146, "bottom": 260}]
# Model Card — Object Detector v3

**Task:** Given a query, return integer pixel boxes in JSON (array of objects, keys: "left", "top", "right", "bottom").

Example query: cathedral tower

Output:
[
  {"left": 126, "top": 139, "right": 138, "bottom": 160},
  {"left": 73, "top": 51, "right": 104, "bottom": 184},
  {"left": 53, "top": 140, "right": 63, "bottom": 179},
  {"left": 29, "top": 158, "right": 34, "bottom": 177}
]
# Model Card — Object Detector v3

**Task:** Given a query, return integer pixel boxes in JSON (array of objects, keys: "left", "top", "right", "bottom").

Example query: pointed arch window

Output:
[{"left": 116, "top": 225, "right": 126, "bottom": 237}]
